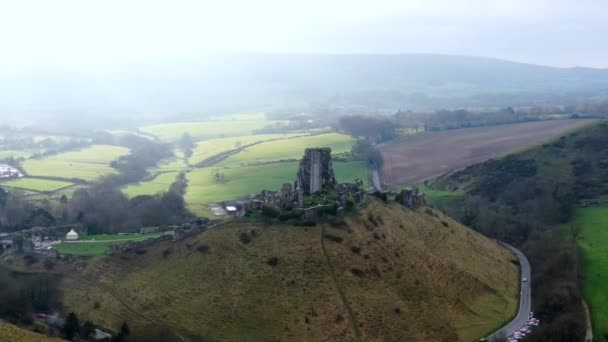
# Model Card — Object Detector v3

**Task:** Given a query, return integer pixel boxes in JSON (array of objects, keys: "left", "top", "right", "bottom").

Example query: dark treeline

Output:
[
  {"left": 0, "top": 185, "right": 190, "bottom": 235},
  {"left": 0, "top": 174, "right": 191, "bottom": 234},
  {"left": 334, "top": 98, "right": 608, "bottom": 145},
  {"left": 430, "top": 122, "right": 608, "bottom": 340},
  {"left": 0, "top": 267, "right": 61, "bottom": 326},
  {"left": 108, "top": 135, "right": 173, "bottom": 185}
]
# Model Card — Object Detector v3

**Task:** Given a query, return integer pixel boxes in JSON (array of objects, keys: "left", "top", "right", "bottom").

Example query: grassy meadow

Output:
[
  {"left": 188, "top": 133, "right": 308, "bottom": 165},
  {"left": 216, "top": 133, "right": 356, "bottom": 166},
  {"left": 122, "top": 172, "right": 179, "bottom": 198},
  {"left": 575, "top": 206, "right": 608, "bottom": 340},
  {"left": 0, "top": 150, "right": 40, "bottom": 160},
  {"left": 22, "top": 145, "right": 130, "bottom": 181},
  {"left": 0, "top": 178, "right": 74, "bottom": 192},
  {"left": 55, "top": 232, "right": 167, "bottom": 256}
]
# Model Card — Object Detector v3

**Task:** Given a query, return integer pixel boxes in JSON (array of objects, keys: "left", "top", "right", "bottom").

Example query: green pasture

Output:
[
  {"left": 22, "top": 145, "right": 130, "bottom": 181},
  {"left": 420, "top": 185, "right": 464, "bottom": 207},
  {"left": 575, "top": 206, "right": 608, "bottom": 340},
  {"left": 188, "top": 133, "right": 309, "bottom": 165},
  {"left": 122, "top": 172, "right": 179, "bottom": 198},
  {"left": 0, "top": 149, "right": 40, "bottom": 159},
  {"left": 0, "top": 177, "right": 74, "bottom": 192},
  {"left": 55, "top": 232, "right": 166, "bottom": 256},
  {"left": 216, "top": 133, "right": 356, "bottom": 167},
  {"left": 139, "top": 118, "right": 285, "bottom": 142},
  {"left": 184, "top": 160, "right": 368, "bottom": 216}
]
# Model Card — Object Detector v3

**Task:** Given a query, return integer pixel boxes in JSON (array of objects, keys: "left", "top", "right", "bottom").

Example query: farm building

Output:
[{"left": 65, "top": 229, "right": 79, "bottom": 240}]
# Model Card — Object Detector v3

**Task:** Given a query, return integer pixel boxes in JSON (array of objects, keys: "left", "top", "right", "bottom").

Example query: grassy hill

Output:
[
  {"left": 0, "top": 321, "right": 61, "bottom": 342},
  {"left": 59, "top": 200, "right": 518, "bottom": 341}
]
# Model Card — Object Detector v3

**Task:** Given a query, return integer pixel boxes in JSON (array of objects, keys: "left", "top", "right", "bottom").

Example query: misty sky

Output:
[{"left": 0, "top": 0, "right": 607, "bottom": 70}]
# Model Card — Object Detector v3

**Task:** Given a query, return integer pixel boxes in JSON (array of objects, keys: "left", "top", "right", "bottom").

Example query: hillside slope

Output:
[
  {"left": 60, "top": 200, "right": 518, "bottom": 341},
  {"left": 0, "top": 321, "right": 62, "bottom": 342}
]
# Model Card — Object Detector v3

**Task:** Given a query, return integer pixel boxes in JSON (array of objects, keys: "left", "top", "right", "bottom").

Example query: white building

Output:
[{"left": 65, "top": 229, "right": 79, "bottom": 240}]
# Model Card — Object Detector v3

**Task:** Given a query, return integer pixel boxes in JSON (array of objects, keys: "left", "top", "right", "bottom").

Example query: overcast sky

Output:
[{"left": 0, "top": 0, "right": 607, "bottom": 71}]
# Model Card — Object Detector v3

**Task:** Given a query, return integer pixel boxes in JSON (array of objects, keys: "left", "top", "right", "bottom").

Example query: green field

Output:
[
  {"left": 189, "top": 133, "right": 309, "bottom": 165},
  {"left": 122, "top": 172, "right": 179, "bottom": 198},
  {"left": 22, "top": 145, "right": 130, "bottom": 181},
  {"left": 55, "top": 232, "right": 166, "bottom": 256},
  {"left": 216, "top": 133, "right": 356, "bottom": 167},
  {"left": 575, "top": 206, "right": 608, "bottom": 340},
  {"left": 184, "top": 161, "right": 368, "bottom": 216},
  {"left": 140, "top": 118, "right": 285, "bottom": 142},
  {"left": 0, "top": 178, "right": 74, "bottom": 192},
  {"left": 420, "top": 185, "right": 464, "bottom": 207},
  {"left": 0, "top": 149, "right": 40, "bottom": 160}
]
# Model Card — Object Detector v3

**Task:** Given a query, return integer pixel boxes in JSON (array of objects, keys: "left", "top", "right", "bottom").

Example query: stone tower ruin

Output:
[{"left": 295, "top": 148, "right": 337, "bottom": 195}]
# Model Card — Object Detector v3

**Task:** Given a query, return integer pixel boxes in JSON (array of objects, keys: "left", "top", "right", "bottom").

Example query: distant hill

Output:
[
  {"left": 60, "top": 200, "right": 518, "bottom": 341},
  {"left": 2, "top": 54, "right": 608, "bottom": 129}
]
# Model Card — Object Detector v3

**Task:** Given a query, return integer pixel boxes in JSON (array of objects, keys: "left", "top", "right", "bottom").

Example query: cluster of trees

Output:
[
  {"left": 337, "top": 115, "right": 397, "bottom": 142},
  {"left": 351, "top": 139, "right": 383, "bottom": 169},
  {"left": 0, "top": 174, "right": 191, "bottom": 234},
  {"left": 109, "top": 135, "right": 172, "bottom": 185},
  {"left": 430, "top": 123, "right": 608, "bottom": 340},
  {"left": 0, "top": 267, "right": 60, "bottom": 325}
]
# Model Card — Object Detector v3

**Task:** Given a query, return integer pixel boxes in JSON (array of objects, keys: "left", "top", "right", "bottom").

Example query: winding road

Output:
[{"left": 486, "top": 242, "right": 531, "bottom": 341}]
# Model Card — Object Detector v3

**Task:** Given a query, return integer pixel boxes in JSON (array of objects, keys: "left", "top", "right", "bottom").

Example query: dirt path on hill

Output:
[{"left": 320, "top": 225, "right": 363, "bottom": 342}]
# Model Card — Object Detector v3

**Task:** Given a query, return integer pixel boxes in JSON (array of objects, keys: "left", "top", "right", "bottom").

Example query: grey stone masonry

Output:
[{"left": 296, "top": 148, "right": 336, "bottom": 195}]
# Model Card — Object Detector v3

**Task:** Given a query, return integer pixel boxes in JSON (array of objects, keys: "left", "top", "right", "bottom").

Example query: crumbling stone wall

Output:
[{"left": 398, "top": 188, "right": 427, "bottom": 209}]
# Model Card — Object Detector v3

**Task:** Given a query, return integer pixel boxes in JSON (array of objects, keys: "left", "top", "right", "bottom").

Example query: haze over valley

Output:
[{"left": 1, "top": 1, "right": 608, "bottom": 341}]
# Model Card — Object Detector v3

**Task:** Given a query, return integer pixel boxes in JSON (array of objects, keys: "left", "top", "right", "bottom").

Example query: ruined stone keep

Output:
[{"left": 295, "top": 148, "right": 337, "bottom": 195}]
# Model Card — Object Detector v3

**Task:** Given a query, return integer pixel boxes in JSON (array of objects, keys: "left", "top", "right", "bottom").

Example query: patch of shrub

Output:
[
  {"left": 43, "top": 259, "right": 55, "bottom": 270},
  {"left": 323, "top": 203, "right": 338, "bottom": 216},
  {"left": 350, "top": 268, "right": 365, "bottom": 277},
  {"left": 261, "top": 204, "right": 281, "bottom": 219},
  {"left": 196, "top": 245, "right": 209, "bottom": 253},
  {"left": 267, "top": 257, "right": 279, "bottom": 267},
  {"left": 290, "top": 208, "right": 304, "bottom": 219},
  {"left": 162, "top": 248, "right": 173, "bottom": 257},
  {"left": 441, "top": 220, "right": 449, "bottom": 227},
  {"left": 345, "top": 197, "right": 356, "bottom": 212},
  {"left": 93, "top": 302, "right": 101, "bottom": 310},
  {"left": 295, "top": 220, "right": 317, "bottom": 227},
  {"left": 23, "top": 254, "right": 38, "bottom": 266},
  {"left": 135, "top": 249, "right": 147, "bottom": 255},
  {"left": 239, "top": 232, "right": 252, "bottom": 244},
  {"left": 323, "top": 234, "right": 343, "bottom": 243},
  {"left": 351, "top": 246, "right": 361, "bottom": 254},
  {"left": 372, "top": 191, "right": 388, "bottom": 202}
]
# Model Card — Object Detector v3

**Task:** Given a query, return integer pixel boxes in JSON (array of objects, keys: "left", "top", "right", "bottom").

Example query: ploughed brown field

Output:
[{"left": 381, "top": 119, "right": 597, "bottom": 186}]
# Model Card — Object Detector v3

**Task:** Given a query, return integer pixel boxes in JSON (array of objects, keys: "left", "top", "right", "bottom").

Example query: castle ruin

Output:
[{"left": 295, "top": 148, "right": 336, "bottom": 195}]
